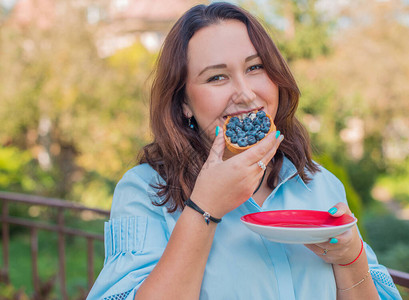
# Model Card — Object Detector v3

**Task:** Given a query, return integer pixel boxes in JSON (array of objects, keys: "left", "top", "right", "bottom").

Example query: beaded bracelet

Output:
[
  {"left": 339, "top": 239, "right": 364, "bottom": 266},
  {"left": 337, "top": 270, "right": 371, "bottom": 292},
  {"left": 185, "top": 198, "right": 222, "bottom": 225}
]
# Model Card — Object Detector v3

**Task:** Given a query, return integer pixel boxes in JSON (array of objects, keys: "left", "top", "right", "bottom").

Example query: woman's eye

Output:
[
  {"left": 248, "top": 64, "right": 264, "bottom": 72},
  {"left": 207, "top": 75, "right": 226, "bottom": 83}
]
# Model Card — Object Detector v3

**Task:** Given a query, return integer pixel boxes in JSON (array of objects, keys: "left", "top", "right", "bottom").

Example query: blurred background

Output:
[{"left": 0, "top": 0, "right": 408, "bottom": 298}]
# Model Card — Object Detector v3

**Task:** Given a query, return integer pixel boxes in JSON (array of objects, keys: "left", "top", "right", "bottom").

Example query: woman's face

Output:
[{"left": 184, "top": 20, "right": 279, "bottom": 149}]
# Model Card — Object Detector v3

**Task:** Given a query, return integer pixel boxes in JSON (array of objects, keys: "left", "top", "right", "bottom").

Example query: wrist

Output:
[
  {"left": 185, "top": 198, "right": 222, "bottom": 225},
  {"left": 339, "top": 239, "right": 364, "bottom": 267},
  {"left": 189, "top": 192, "right": 225, "bottom": 219}
]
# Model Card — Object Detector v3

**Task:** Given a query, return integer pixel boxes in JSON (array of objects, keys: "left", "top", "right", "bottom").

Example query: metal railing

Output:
[
  {"left": 0, "top": 191, "right": 109, "bottom": 299},
  {"left": 388, "top": 268, "right": 409, "bottom": 290},
  {"left": 1, "top": 191, "right": 409, "bottom": 298}
]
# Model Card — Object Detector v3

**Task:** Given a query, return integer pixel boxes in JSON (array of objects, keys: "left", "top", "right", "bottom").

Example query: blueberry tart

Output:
[{"left": 223, "top": 110, "right": 276, "bottom": 154}]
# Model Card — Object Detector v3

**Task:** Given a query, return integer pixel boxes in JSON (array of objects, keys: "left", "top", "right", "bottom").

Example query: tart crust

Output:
[{"left": 223, "top": 112, "right": 276, "bottom": 154}]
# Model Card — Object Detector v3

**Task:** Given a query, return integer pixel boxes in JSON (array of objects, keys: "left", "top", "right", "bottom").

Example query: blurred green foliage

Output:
[
  {"left": 376, "top": 158, "right": 409, "bottom": 207},
  {"left": 0, "top": 147, "right": 35, "bottom": 191},
  {"left": 0, "top": 216, "right": 105, "bottom": 298},
  {"left": 0, "top": 147, "right": 56, "bottom": 194},
  {"left": 0, "top": 282, "right": 29, "bottom": 300},
  {"left": 238, "top": 0, "right": 332, "bottom": 61},
  {"left": 314, "top": 154, "right": 363, "bottom": 225},
  {"left": 1, "top": 0, "right": 407, "bottom": 212},
  {"left": 0, "top": 6, "right": 156, "bottom": 208},
  {"left": 363, "top": 208, "right": 409, "bottom": 272},
  {"left": 0, "top": 0, "right": 407, "bottom": 224}
]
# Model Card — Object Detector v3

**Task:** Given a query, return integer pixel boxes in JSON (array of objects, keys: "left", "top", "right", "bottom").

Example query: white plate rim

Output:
[{"left": 240, "top": 217, "right": 357, "bottom": 232}]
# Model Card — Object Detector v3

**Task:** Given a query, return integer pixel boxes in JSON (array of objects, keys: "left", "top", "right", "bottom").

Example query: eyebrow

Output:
[
  {"left": 245, "top": 54, "right": 259, "bottom": 62},
  {"left": 197, "top": 54, "right": 260, "bottom": 76},
  {"left": 198, "top": 64, "right": 227, "bottom": 76}
]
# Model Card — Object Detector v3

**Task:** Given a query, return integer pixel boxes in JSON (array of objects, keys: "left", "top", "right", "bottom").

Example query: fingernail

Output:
[
  {"left": 328, "top": 207, "right": 338, "bottom": 215},
  {"left": 275, "top": 131, "right": 281, "bottom": 139},
  {"left": 330, "top": 238, "right": 338, "bottom": 244},
  {"left": 215, "top": 126, "right": 220, "bottom": 136}
]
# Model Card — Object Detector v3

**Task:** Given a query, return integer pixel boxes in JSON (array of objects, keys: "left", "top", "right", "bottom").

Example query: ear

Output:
[{"left": 182, "top": 101, "right": 193, "bottom": 119}]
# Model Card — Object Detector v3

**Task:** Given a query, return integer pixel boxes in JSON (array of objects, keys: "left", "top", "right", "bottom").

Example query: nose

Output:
[{"left": 231, "top": 76, "right": 256, "bottom": 105}]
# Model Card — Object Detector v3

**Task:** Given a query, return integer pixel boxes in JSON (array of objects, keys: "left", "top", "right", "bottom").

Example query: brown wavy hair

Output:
[{"left": 139, "top": 2, "right": 319, "bottom": 212}]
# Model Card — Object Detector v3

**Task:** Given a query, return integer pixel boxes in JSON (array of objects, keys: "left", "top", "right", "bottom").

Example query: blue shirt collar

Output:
[{"left": 279, "top": 156, "right": 311, "bottom": 192}]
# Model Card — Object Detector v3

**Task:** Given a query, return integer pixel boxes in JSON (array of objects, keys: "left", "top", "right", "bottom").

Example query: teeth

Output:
[{"left": 230, "top": 110, "right": 259, "bottom": 121}]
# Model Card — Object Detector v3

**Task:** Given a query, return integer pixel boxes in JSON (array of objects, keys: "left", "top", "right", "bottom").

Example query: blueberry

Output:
[
  {"left": 226, "top": 111, "right": 271, "bottom": 148},
  {"left": 257, "top": 111, "right": 266, "bottom": 119},
  {"left": 243, "top": 123, "right": 254, "bottom": 132},
  {"left": 237, "top": 137, "right": 248, "bottom": 147},
  {"left": 246, "top": 130, "right": 257, "bottom": 137},
  {"left": 260, "top": 124, "right": 270, "bottom": 133},
  {"left": 247, "top": 135, "right": 257, "bottom": 145},
  {"left": 225, "top": 129, "right": 235, "bottom": 137},
  {"left": 237, "top": 131, "right": 246, "bottom": 138},
  {"left": 253, "top": 118, "right": 261, "bottom": 126},
  {"left": 262, "top": 116, "right": 270, "bottom": 124},
  {"left": 243, "top": 117, "right": 252, "bottom": 124},
  {"left": 230, "top": 116, "right": 240, "bottom": 124},
  {"left": 226, "top": 122, "right": 236, "bottom": 130},
  {"left": 256, "top": 132, "right": 265, "bottom": 140}
]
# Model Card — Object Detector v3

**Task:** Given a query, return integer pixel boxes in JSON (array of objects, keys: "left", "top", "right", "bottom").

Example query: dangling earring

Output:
[{"left": 188, "top": 117, "right": 195, "bottom": 129}]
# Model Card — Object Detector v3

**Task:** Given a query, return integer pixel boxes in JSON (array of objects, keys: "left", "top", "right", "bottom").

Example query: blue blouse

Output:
[{"left": 87, "top": 157, "right": 402, "bottom": 300}]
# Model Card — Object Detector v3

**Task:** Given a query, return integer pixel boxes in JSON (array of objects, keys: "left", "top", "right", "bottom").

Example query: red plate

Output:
[{"left": 241, "top": 210, "right": 355, "bottom": 228}]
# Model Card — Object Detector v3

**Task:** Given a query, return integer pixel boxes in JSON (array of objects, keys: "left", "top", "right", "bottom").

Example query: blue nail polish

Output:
[
  {"left": 275, "top": 131, "right": 281, "bottom": 139},
  {"left": 328, "top": 207, "right": 338, "bottom": 215},
  {"left": 215, "top": 126, "right": 220, "bottom": 136},
  {"left": 330, "top": 238, "right": 338, "bottom": 244}
]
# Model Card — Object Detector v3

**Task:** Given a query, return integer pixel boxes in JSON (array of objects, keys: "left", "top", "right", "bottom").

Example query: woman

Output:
[{"left": 87, "top": 3, "right": 401, "bottom": 299}]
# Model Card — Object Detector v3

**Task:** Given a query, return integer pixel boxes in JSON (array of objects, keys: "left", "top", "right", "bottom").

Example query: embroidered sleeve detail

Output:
[
  {"left": 103, "top": 289, "right": 133, "bottom": 300},
  {"left": 104, "top": 216, "right": 147, "bottom": 259},
  {"left": 370, "top": 269, "right": 397, "bottom": 288}
]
